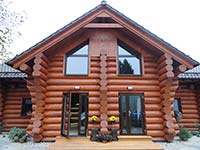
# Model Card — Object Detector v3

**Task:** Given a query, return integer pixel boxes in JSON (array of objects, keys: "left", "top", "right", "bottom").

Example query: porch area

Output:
[{"left": 48, "top": 136, "right": 163, "bottom": 150}]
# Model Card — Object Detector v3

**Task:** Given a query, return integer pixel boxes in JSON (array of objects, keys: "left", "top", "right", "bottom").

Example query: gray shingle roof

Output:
[
  {"left": 178, "top": 65, "right": 200, "bottom": 79},
  {"left": 0, "top": 64, "right": 27, "bottom": 78},
  {"left": 8, "top": 2, "right": 199, "bottom": 66}
]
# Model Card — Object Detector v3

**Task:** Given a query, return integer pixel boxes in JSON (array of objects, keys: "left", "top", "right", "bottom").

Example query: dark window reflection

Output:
[{"left": 118, "top": 45, "right": 141, "bottom": 75}]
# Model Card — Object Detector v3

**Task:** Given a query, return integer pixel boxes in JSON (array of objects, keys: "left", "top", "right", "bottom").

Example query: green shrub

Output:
[
  {"left": 8, "top": 127, "right": 27, "bottom": 143},
  {"left": 96, "top": 133, "right": 113, "bottom": 142},
  {"left": 0, "top": 124, "right": 3, "bottom": 134},
  {"left": 178, "top": 126, "right": 192, "bottom": 141},
  {"left": 194, "top": 122, "right": 200, "bottom": 137}
]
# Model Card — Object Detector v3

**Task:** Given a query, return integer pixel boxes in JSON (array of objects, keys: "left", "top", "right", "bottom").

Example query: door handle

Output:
[{"left": 128, "top": 110, "right": 131, "bottom": 116}]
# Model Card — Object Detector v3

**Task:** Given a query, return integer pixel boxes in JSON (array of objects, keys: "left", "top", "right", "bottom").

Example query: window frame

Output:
[
  {"left": 118, "top": 41, "right": 142, "bottom": 76},
  {"left": 65, "top": 41, "right": 89, "bottom": 76},
  {"left": 21, "top": 98, "right": 32, "bottom": 117}
]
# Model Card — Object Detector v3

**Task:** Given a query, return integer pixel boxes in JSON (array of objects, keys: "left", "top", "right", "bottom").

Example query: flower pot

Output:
[
  {"left": 90, "top": 128, "right": 99, "bottom": 141},
  {"left": 111, "top": 128, "right": 118, "bottom": 141}
]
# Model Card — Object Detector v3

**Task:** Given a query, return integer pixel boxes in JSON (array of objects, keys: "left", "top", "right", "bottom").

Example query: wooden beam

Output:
[
  {"left": 175, "top": 65, "right": 187, "bottom": 75},
  {"left": 84, "top": 23, "right": 123, "bottom": 28},
  {"left": 20, "top": 64, "right": 32, "bottom": 74}
]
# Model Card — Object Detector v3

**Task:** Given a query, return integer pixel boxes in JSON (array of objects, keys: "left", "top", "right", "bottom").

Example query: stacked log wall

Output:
[
  {"left": 2, "top": 79, "right": 31, "bottom": 131},
  {"left": 106, "top": 52, "right": 165, "bottom": 141},
  {"left": 176, "top": 84, "right": 200, "bottom": 130},
  {"left": 43, "top": 54, "right": 100, "bottom": 141}
]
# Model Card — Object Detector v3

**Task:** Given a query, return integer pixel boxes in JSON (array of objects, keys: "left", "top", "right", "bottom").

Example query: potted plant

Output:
[
  {"left": 96, "top": 133, "right": 113, "bottom": 143},
  {"left": 90, "top": 115, "right": 99, "bottom": 141},
  {"left": 108, "top": 116, "right": 118, "bottom": 141}
]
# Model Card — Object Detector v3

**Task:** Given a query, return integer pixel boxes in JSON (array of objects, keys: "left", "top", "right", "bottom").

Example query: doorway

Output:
[
  {"left": 119, "top": 94, "right": 145, "bottom": 135},
  {"left": 61, "top": 93, "right": 88, "bottom": 137}
]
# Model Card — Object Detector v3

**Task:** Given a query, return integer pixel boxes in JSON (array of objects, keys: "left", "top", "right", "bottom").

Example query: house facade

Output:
[{"left": 1, "top": 2, "right": 199, "bottom": 142}]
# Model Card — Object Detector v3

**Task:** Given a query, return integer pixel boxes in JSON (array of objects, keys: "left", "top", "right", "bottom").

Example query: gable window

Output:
[
  {"left": 118, "top": 42, "right": 141, "bottom": 75},
  {"left": 66, "top": 42, "right": 88, "bottom": 75},
  {"left": 21, "top": 98, "right": 32, "bottom": 116}
]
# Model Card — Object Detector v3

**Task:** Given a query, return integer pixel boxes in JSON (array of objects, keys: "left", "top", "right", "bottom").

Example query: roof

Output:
[
  {"left": 178, "top": 65, "right": 200, "bottom": 79},
  {"left": 0, "top": 64, "right": 27, "bottom": 78},
  {"left": 8, "top": 1, "right": 199, "bottom": 68}
]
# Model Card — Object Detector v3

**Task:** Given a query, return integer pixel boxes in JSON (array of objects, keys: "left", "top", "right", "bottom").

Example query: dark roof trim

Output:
[{"left": 8, "top": 2, "right": 199, "bottom": 66}]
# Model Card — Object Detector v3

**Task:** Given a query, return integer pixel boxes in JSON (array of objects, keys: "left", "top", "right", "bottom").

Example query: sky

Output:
[{"left": 8, "top": 0, "right": 200, "bottom": 62}]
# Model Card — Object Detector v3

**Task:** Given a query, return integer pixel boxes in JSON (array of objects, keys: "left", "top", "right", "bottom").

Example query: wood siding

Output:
[
  {"left": 176, "top": 84, "right": 200, "bottom": 130},
  {"left": 2, "top": 79, "right": 31, "bottom": 131}
]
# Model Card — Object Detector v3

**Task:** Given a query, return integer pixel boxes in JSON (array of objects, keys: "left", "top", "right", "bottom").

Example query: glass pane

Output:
[
  {"left": 118, "top": 46, "right": 132, "bottom": 56},
  {"left": 173, "top": 99, "right": 179, "bottom": 112},
  {"left": 79, "top": 95, "right": 88, "bottom": 136},
  {"left": 129, "top": 95, "right": 143, "bottom": 134},
  {"left": 120, "top": 95, "right": 127, "bottom": 134},
  {"left": 66, "top": 57, "right": 88, "bottom": 75},
  {"left": 70, "top": 93, "right": 79, "bottom": 136},
  {"left": 73, "top": 45, "right": 88, "bottom": 55},
  {"left": 119, "top": 57, "right": 141, "bottom": 75}
]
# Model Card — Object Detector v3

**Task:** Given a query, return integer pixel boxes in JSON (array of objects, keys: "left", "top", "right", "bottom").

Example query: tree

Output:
[
  {"left": 0, "top": 0, "right": 25, "bottom": 63},
  {"left": 119, "top": 59, "right": 134, "bottom": 74}
]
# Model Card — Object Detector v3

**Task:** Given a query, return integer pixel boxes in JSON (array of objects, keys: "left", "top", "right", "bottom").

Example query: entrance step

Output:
[{"left": 48, "top": 136, "right": 163, "bottom": 150}]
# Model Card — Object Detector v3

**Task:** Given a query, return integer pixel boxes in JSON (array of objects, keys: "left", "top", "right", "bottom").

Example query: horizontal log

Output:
[
  {"left": 88, "top": 111, "right": 100, "bottom": 116},
  {"left": 145, "top": 104, "right": 161, "bottom": 111},
  {"left": 3, "top": 119, "right": 30, "bottom": 124},
  {"left": 88, "top": 104, "right": 101, "bottom": 110},
  {"left": 42, "top": 131, "right": 60, "bottom": 137},
  {"left": 45, "top": 97, "right": 62, "bottom": 103},
  {"left": 45, "top": 104, "right": 62, "bottom": 110},
  {"left": 146, "top": 118, "right": 164, "bottom": 124},
  {"left": 47, "top": 79, "right": 99, "bottom": 85},
  {"left": 44, "top": 111, "right": 62, "bottom": 117},
  {"left": 147, "top": 130, "right": 165, "bottom": 137},
  {"left": 46, "top": 85, "right": 99, "bottom": 91},
  {"left": 145, "top": 111, "right": 163, "bottom": 117},
  {"left": 43, "top": 124, "right": 61, "bottom": 130},
  {"left": 107, "top": 79, "right": 159, "bottom": 85},
  {"left": 42, "top": 137, "right": 56, "bottom": 142},
  {"left": 146, "top": 124, "right": 163, "bottom": 130},
  {"left": 43, "top": 117, "right": 61, "bottom": 123}
]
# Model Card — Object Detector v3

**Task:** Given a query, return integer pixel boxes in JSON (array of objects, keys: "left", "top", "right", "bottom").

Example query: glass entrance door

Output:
[
  {"left": 61, "top": 93, "right": 88, "bottom": 137},
  {"left": 119, "top": 94, "right": 145, "bottom": 135}
]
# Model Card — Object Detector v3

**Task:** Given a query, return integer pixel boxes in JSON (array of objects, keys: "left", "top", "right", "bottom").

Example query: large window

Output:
[
  {"left": 118, "top": 43, "right": 141, "bottom": 75},
  {"left": 21, "top": 98, "right": 32, "bottom": 116},
  {"left": 66, "top": 43, "right": 88, "bottom": 75}
]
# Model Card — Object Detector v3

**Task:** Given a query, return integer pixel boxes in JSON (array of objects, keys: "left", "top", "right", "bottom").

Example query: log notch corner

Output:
[
  {"left": 157, "top": 54, "right": 179, "bottom": 142},
  {"left": 26, "top": 53, "right": 49, "bottom": 142}
]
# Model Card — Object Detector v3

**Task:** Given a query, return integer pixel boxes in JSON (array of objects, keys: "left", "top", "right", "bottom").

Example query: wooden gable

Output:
[{"left": 8, "top": 3, "right": 199, "bottom": 69}]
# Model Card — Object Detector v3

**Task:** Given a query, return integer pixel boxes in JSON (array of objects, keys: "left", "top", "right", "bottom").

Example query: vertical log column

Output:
[
  {"left": 0, "top": 81, "right": 3, "bottom": 124},
  {"left": 99, "top": 50, "right": 108, "bottom": 133},
  {"left": 32, "top": 53, "right": 49, "bottom": 142},
  {"left": 157, "top": 54, "right": 178, "bottom": 142}
]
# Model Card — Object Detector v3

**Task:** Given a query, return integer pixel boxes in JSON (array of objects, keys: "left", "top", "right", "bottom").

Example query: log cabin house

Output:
[{"left": 1, "top": 2, "right": 200, "bottom": 143}]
